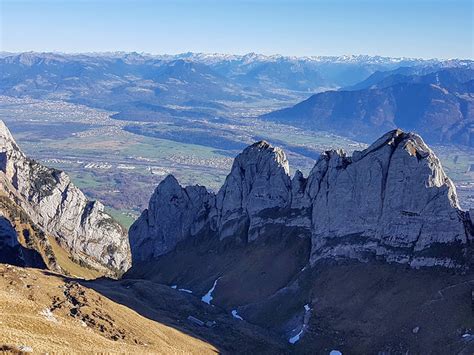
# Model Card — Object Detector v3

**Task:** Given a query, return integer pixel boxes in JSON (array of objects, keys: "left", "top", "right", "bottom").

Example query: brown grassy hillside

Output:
[{"left": 0, "top": 264, "right": 217, "bottom": 354}]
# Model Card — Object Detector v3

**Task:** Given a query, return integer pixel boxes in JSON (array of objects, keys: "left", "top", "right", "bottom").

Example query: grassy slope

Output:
[
  {"left": 0, "top": 264, "right": 217, "bottom": 354},
  {"left": 47, "top": 236, "right": 103, "bottom": 280}
]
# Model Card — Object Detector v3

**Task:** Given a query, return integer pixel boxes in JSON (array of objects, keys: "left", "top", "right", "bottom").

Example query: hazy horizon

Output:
[
  {"left": 1, "top": 0, "right": 472, "bottom": 60},
  {"left": 1, "top": 50, "right": 472, "bottom": 61}
]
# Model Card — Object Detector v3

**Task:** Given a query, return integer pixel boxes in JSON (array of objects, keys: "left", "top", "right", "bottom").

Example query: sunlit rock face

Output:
[
  {"left": 306, "top": 129, "right": 468, "bottom": 268},
  {"left": 0, "top": 120, "right": 131, "bottom": 276},
  {"left": 215, "top": 141, "right": 292, "bottom": 242},
  {"left": 130, "top": 130, "right": 472, "bottom": 269}
]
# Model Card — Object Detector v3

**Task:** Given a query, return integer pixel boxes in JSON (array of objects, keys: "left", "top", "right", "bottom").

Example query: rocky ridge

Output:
[
  {"left": 0, "top": 120, "right": 131, "bottom": 277},
  {"left": 130, "top": 129, "right": 472, "bottom": 269}
]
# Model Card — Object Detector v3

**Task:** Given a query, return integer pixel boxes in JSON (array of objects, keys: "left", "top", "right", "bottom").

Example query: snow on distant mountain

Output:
[
  {"left": 2, "top": 51, "right": 471, "bottom": 104},
  {"left": 1, "top": 51, "right": 473, "bottom": 151}
]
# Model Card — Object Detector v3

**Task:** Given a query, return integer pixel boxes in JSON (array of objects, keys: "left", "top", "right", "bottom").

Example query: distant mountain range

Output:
[
  {"left": 1, "top": 52, "right": 471, "bottom": 120},
  {"left": 262, "top": 66, "right": 474, "bottom": 146},
  {"left": 0, "top": 53, "right": 248, "bottom": 114},
  {"left": 1, "top": 52, "right": 473, "bottom": 146}
]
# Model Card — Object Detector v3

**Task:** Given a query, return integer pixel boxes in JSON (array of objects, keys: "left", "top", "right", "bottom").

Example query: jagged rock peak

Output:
[
  {"left": 235, "top": 139, "right": 290, "bottom": 175},
  {"left": 216, "top": 140, "right": 292, "bottom": 241},
  {"left": 353, "top": 129, "right": 433, "bottom": 162},
  {"left": 130, "top": 132, "right": 472, "bottom": 269},
  {"left": 351, "top": 129, "right": 459, "bottom": 207},
  {"left": 129, "top": 140, "right": 294, "bottom": 262},
  {"left": 352, "top": 129, "right": 404, "bottom": 161},
  {"left": 160, "top": 174, "right": 181, "bottom": 186},
  {"left": 153, "top": 174, "right": 183, "bottom": 195},
  {"left": 0, "top": 120, "right": 16, "bottom": 144},
  {"left": 0, "top": 120, "right": 131, "bottom": 276},
  {"left": 307, "top": 128, "right": 468, "bottom": 268},
  {"left": 251, "top": 140, "right": 271, "bottom": 148},
  {"left": 129, "top": 174, "right": 215, "bottom": 261}
]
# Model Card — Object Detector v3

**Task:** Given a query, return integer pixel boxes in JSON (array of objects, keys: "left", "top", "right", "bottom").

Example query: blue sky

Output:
[{"left": 1, "top": 0, "right": 472, "bottom": 59}]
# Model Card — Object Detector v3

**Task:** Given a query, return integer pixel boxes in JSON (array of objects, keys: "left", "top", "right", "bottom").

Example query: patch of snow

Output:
[
  {"left": 171, "top": 285, "right": 177, "bottom": 289},
  {"left": 288, "top": 303, "right": 312, "bottom": 344},
  {"left": 18, "top": 345, "right": 33, "bottom": 353},
  {"left": 329, "top": 351, "right": 342, "bottom": 355},
  {"left": 231, "top": 310, "right": 243, "bottom": 320},
  {"left": 39, "top": 308, "right": 58, "bottom": 323},
  {"left": 201, "top": 278, "right": 219, "bottom": 305},
  {"left": 178, "top": 288, "right": 193, "bottom": 293},
  {"left": 289, "top": 328, "right": 304, "bottom": 344}
]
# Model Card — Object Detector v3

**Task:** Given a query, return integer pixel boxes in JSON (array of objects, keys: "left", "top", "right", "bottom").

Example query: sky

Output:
[{"left": 1, "top": 0, "right": 472, "bottom": 59}]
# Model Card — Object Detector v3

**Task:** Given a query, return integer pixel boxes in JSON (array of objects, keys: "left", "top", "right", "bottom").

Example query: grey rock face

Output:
[
  {"left": 130, "top": 141, "right": 295, "bottom": 262},
  {"left": 308, "top": 130, "right": 468, "bottom": 268},
  {"left": 130, "top": 175, "right": 215, "bottom": 261},
  {"left": 0, "top": 120, "right": 131, "bottom": 275},
  {"left": 130, "top": 130, "right": 472, "bottom": 269},
  {"left": 216, "top": 141, "right": 292, "bottom": 241}
]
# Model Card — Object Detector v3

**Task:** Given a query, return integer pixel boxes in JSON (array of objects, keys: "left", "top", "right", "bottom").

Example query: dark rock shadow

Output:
[
  {"left": 76, "top": 275, "right": 289, "bottom": 354},
  {"left": 0, "top": 216, "right": 46, "bottom": 269}
]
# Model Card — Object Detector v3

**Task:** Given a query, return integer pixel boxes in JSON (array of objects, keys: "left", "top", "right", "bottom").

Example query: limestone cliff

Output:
[
  {"left": 130, "top": 130, "right": 472, "bottom": 269},
  {"left": 130, "top": 175, "right": 215, "bottom": 261},
  {"left": 0, "top": 120, "right": 131, "bottom": 276},
  {"left": 305, "top": 130, "right": 469, "bottom": 268}
]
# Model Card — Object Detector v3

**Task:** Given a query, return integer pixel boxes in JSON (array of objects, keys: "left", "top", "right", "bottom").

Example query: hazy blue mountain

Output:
[
  {"left": 176, "top": 53, "right": 472, "bottom": 88},
  {"left": 1, "top": 52, "right": 472, "bottom": 125},
  {"left": 2, "top": 52, "right": 468, "bottom": 100},
  {"left": 262, "top": 67, "right": 474, "bottom": 146},
  {"left": 347, "top": 66, "right": 474, "bottom": 92},
  {"left": 344, "top": 66, "right": 441, "bottom": 91},
  {"left": 0, "top": 53, "right": 244, "bottom": 107}
]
